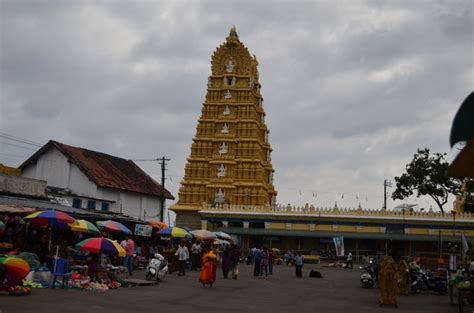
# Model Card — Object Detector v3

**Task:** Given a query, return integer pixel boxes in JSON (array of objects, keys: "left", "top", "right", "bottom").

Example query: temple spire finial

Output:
[
  {"left": 230, "top": 25, "right": 237, "bottom": 37},
  {"left": 226, "top": 25, "right": 239, "bottom": 44}
]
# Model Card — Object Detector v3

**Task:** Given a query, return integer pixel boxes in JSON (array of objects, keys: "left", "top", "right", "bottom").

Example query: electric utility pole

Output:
[
  {"left": 158, "top": 157, "right": 170, "bottom": 222},
  {"left": 383, "top": 179, "right": 392, "bottom": 210}
]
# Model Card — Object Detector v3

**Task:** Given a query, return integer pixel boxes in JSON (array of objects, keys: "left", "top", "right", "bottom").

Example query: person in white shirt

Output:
[
  {"left": 346, "top": 252, "right": 353, "bottom": 269},
  {"left": 191, "top": 242, "right": 202, "bottom": 271},
  {"left": 175, "top": 240, "right": 190, "bottom": 276}
]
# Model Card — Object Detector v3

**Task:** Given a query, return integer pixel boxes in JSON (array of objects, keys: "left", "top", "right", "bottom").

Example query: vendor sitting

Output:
[{"left": 87, "top": 255, "right": 99, "bottom": 282}]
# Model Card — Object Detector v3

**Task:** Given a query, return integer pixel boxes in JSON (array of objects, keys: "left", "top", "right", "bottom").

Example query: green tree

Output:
[{"left": 392, "top": 148, "right": 461, "bottom": 213}]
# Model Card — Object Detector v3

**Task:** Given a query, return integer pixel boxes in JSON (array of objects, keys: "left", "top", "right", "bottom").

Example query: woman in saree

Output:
[{"left": 199, "top": 247, "right": 217, "bottom": 287}]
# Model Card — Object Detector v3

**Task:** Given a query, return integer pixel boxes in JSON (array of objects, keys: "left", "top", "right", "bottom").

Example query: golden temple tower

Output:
[{"left": 171, "top": 27, "right": 277, "bottom": 228}]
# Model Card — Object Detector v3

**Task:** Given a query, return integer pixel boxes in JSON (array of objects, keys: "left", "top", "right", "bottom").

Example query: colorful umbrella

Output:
[
  {"left": 190, "top": 229, "right": 217, "bottom": 241},
  {"left": 75, "top": 237, "right": 126, "bottom": 257},
  {"left": 69, "top": 219, "right": 101, "bottom": 235},
  {"left": 149, "top": 220, "right": 168, "bottom": 230},
  {"left": 25, "top": 210, "right": 75, "bottom": 226},
  {"left": 96, "top": 220, "right": 132, "bottom": 235},
  {"left": 214, "top": 231, "right": 233, "bottom": 241},
  {"left": 0, "top": 221, "right": 5, "bottom": 237},
  {"left": 213, "top": 239, "right": 230, "bottom": 246},
  {"left": 0, "top": 256, "right": 30, "bottom": 282},
  {"left": 157, "top": 227, "right": 192, "bottom": 238}
]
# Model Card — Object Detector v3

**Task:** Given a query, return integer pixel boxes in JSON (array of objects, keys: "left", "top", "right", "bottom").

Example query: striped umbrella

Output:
[
  {"left": 190, "top": 229, "right": 217, "bottom": 241},
  {"left": 149, "top": 220, "right": 168, "bottom": 230},
  {"left": 0, "top": 256, "right": 30, "bottom": 282},
  {"left": 75, "top": 237, "right": 126, "bottom": 257},
  {"left": 0, "top": 221, "right": 5, "bottom": 236},
  {"left": 25, "top": 210, "right": 75, "bottom": 226},
  {"left": 157, "top": 227, "right": 192, "bottom": 238},
  {"left": 69, "top": 219, "right": 101, "bottom": 235},
  {"left": 214, "top": 231, "right": 233, "bottom": 241},
  {"left": 96, "top": 220, "right": 132, "bottom": 235}
]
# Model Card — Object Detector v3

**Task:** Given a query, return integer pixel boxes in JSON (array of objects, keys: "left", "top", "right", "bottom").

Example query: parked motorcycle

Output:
[
  {"left": 410, "top": 269, "right": 447, "bottom": 295},
  {"left": 145, "top": 253, "right": 168, "bottom": 282},
  {"left": 360, "top": 262, "right": 375, "bottom": 288}
]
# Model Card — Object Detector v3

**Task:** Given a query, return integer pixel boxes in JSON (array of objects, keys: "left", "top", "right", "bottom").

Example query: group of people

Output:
[
  {"left": 173, "top": 240, "right": 242, "bottom": 287},
  {"left": 250, "top": 247, "right": 277, "bottom": 277}
]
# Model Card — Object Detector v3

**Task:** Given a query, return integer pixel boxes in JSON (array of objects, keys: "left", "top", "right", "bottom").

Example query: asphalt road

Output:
[{"left": 1, "top": 263, "right": 456, "bottom": 313}]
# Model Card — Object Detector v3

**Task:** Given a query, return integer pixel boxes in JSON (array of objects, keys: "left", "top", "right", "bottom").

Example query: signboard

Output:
[
  {"left": 333, "top": 237, "right": 345, "bottom": 256},
  {"left": 134, "top": 224, "right": 152, "bottom": 237}
]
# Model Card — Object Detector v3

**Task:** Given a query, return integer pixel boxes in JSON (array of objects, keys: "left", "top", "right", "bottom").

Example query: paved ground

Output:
[{"left": 1, "top": 263, "right": 457, "bottom": 313}]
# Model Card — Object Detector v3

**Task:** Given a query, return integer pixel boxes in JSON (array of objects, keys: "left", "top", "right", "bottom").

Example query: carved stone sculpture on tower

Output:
[
  {"left": 223, "top": 105, "right": 231, "bottom": 115},
  {"left": 221, "top": 123, "right": 229, "bottom": 134},
  {"left": 249, "top": 77, "right": 254, "bottom": 88},
  {"left": 207, "top": 76, "right": 212, "bottom": 87},
  {"left": 218, "top": 142, "right": 228, "bottom": 155},
  {"left": 224, "top": 90, "right": 232, "bottom": 99},
  {"left": 226, "top": 59, "right": 235, "bottom": 73},
  {"left": 217, "top": 164, "right": 227, "bottom": 177},
  {"left": 215, "top": 188, "right": 225, "bottom": 204}
]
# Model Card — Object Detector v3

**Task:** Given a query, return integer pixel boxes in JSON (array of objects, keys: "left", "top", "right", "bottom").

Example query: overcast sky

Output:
[{"left": 1, "top": 0, "right": 472, "bottom": 217}]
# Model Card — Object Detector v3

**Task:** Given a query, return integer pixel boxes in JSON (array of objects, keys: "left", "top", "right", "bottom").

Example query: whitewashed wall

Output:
[{"left": 21, "top": 146, "right": 162, "bottom": 220}]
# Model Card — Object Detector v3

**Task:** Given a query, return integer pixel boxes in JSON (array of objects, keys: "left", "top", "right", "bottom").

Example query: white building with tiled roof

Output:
[{"left": 19, "top": 140, "right": 174, "bottom": 220}]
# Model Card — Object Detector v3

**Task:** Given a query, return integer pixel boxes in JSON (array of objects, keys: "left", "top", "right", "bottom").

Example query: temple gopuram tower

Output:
[{"left": 171, "top": 27, "right": 277, "bottom": 229}]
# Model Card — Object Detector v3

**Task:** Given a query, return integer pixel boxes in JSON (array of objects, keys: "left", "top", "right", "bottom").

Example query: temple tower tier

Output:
[{"left": 171, "top": 27, "right": 277, "bottom": 228}]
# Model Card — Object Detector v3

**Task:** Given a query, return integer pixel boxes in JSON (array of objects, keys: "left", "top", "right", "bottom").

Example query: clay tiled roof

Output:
[{"left": 20, "top": 140, "right": 174, "bottom": 200}]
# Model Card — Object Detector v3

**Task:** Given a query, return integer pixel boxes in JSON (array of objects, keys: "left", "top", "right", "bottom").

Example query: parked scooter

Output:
[
  {"left": 145, "top": 253, "right": 168, "bottom": 282},
  {"left": 410, "top": 269, "right": 447, "bottom": 295},
  {"left": 360, "top": 261, "right": 375, "bottom": 288}
]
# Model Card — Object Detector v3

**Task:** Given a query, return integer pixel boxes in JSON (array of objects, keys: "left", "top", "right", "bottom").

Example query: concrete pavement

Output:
[{"left": 0, "top": 263, "right": 456, "bottom": 313}]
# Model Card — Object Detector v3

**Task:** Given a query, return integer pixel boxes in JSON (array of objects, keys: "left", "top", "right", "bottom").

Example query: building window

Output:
[
  {"left": 72, "top": 198, "right": 82, "bottom": 208},
  {"left": 101, "top": 202, "right": 109, "bottom": 212},
  {"left": 87, "top": 200, "right": 96, "bottom": 210}
]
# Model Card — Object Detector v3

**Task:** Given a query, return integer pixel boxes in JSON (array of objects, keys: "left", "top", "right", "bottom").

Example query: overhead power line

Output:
[
  {"left": 0, "top": 132, "right": 42, "bottom": 147},
  {"left": 0, "top": 141, "right": 38, "bottom": 151}
]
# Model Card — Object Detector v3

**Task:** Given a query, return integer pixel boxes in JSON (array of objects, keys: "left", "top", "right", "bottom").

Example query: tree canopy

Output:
[{"left": 391, "top": 148, "right": 461, "bottom": 213}]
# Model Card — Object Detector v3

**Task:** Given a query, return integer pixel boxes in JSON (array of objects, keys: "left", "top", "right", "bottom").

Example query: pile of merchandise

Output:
[{"left": 8, "top": 285, "right": 31, "bottom": 296}]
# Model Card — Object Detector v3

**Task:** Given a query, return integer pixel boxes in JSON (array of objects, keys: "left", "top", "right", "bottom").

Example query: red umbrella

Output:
[
  {"left": 75, "top": 237, "right": 126, "bottom": 257},
  {"left": 24, "top": 210, "right": 75, "bottom": 226},
  {"left": 96, "top": 220, "right": 132, "bottom": 235},
  {"left": 0, "top": 256, "right": 30, "bottom": 286}
]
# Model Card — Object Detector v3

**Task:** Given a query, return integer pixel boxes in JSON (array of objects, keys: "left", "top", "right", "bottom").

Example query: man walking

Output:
[
  {"left": 346, "top": 251, "right": 353, "bottom": 269},
  {"left": 175, "top": 240, "right": 189, "bottom": 276},
  {"left": 123, "top": 235, "right": 135, "bottom": 276},
  {"left": 191, "top": 241, "right": 202, "bottom": 271},
  {"left": 253, "top": 247, "right": 263, "bottom": 276},
  {"left": 294, "top": 253, "right": 304, "bottom": 278}
]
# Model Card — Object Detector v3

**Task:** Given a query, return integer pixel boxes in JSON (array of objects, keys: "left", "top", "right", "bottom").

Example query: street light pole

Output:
[{"left": 383, "top": 179, "right": 392, "bottom": 210}]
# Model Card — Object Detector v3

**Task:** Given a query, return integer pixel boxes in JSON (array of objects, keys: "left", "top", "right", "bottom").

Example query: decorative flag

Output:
[
  {"left": 462, "top": 232, "right": 469, "bottom": 255},
  {"left": 449, "top": 255, "right": 457, "bottom": 271},
  {"left": 356, "top": 195, "right": 359, "bottom": 200},
  {"left": 366, "top": 196, "right": 368, "bottom": 202},
  {"left": 341, "top": 194, "right": 344, "bottom": 199},
  {"left": 333, "top": 237, "right": 345, "bottom": 256},
  {"left": 299, "top": 190, "right": 302, "bottom": 196}
]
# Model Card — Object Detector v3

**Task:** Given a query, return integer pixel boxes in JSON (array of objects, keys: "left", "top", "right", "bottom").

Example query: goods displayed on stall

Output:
[{"left": 96, "top": 220, "right": 132, "bottom": 235}]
